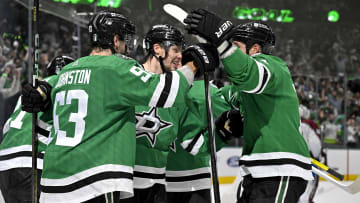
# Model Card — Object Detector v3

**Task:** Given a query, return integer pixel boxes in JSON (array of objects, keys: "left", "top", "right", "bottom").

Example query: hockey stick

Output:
[
  {"left": 163, "top": 3, "right": 221, "bottom": 203},
  {"left": 204, "top": 72, "right": 221, "bottom": 203},
  {"left": 311, "top": 158, "right": 344, "bottom": 181},
  {"left": 312, "top": 166, "right": 360, "bottom": 194},
  {"left": 163, "top": 3, "right": 206, "bottom": 43},
  {"left": 32, "top": 0, "right": 40, "bottom": 202}
]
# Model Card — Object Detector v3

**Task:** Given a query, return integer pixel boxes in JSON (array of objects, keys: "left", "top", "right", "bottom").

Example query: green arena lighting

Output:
[
  {"left": 328, "top": 10, "right": 339, "bottom": 22},
  {"left": 232, "top": 6, "right": 294, "bottom": 23},
  {"left": 53, "top": 0, "right": 122, "bottom": 8}
]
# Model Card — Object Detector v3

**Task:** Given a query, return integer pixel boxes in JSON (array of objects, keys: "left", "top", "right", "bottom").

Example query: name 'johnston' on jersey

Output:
[{"left": 55, "top": 69, "right": 91, "bottom": 88}]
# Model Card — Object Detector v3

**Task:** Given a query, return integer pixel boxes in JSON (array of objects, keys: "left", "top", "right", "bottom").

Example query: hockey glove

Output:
[
  {"left": 22, "top": 81, "right": 52, "bottom": 113},
  {"left": 181, "top": 43, "right": 219, "bottom": 77},
  {"left": 184, "top": 9, "right": 234, "bottom": 49},
  {"left": 215, "top": 109, "right": 243, "bottom": 142}
]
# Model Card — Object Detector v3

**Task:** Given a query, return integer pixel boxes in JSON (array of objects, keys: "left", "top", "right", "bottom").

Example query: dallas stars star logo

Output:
[{"left": 136, "top": 107, "right": 172, "bottom": 147}]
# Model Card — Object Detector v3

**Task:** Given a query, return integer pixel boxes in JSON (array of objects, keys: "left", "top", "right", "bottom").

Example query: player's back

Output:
[{"left": 41, "top": 55, "right": 141, "bottom": 202}]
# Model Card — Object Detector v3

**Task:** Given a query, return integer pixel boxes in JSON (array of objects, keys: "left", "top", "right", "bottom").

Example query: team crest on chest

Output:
[{"left": 136, "top": 107, "right": 173, "bottom": 147}]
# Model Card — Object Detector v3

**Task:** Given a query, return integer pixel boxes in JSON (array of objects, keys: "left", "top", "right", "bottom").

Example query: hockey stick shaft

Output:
[
  {"left": 204, "top": 72, "right": 221, "bottom": 203},
  {"left": 312, "top": 166, "right": 360, "bottom": 194},
  {"left": 311, "top": 158, "right": 344, "bottom": 180},
  {"left": 32, "top": 0, "right": 39, "bottom": 202}
]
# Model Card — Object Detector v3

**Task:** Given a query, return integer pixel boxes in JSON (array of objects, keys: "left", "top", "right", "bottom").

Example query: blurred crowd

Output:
[
  {"left": 294, "top": 75, "right": 360, "bottom": 148},
  {"left": 1, "top": 0, "right": 360, "bottom": 147}
]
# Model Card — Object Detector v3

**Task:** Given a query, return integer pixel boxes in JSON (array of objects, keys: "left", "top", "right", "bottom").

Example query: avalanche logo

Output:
[
  {"left": 227, "top": 156, "right": 241, "bottom": 167},
  {"left": 136, "top": 107, "right": 173, "bottom": 147}
]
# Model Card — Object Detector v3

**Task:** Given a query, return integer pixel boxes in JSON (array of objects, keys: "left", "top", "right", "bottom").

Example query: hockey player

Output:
[
  {"left": 184, "top": 10, "right": 313, "bottom": 202},
  {"left": 298, "top": 104, "right": 324, "bottom": 203},
  {"left": 0, "top": 55, "right": 74, "bottom": 203},
  {"left": 21, "top": 11, "right": 219, "bottom": 203},
  {"left": 122, "top": 24, "right": 207, "bottom": 203},
  {"left": 165, "top": 80, "right": 235, "bottom": 203}
]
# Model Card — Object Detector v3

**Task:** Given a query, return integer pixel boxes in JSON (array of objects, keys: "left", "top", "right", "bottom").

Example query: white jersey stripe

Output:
[
  {"left": 134, "top": 165, "right": 165, "bottom": 174},
  {"left": 166, "top": 167, "right": 211, "bottom": 177},
  {"left": 165, "top": 178, "right": 211, "bottom": 192},
  {"left": 243, "top": 60, "right": 268, "bottom": 94},
  {"left": 41, "top": 164, "right": 133, "bottom": 186},
  {"left": 189, "top": 135, "right": 204, "bottom": 155},
  {"left": 164, "top": 71, "right": 180, "bottom": 108},
  {"left": 0, "top": 157, "right": 43, "bottom": 171},
  {"left": 40, "top": 178, "right": 133, "bottom": 203},
  {"left": 149, "top": 74, "right": 166, "bottom": 107},
  {"left": 239, "top": 164, "right": 313, "bottom": 180},
  {"left": 240, "top": 151, "right": 310, "bottom": 163},
  {"left": 0, "top": 145, "right": 33, "bottom": 155}
]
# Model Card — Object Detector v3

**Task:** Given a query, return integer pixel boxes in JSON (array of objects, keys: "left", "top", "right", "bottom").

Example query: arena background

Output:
[{"left": 1, "top": 0, "right": 360, "bottom": 202}]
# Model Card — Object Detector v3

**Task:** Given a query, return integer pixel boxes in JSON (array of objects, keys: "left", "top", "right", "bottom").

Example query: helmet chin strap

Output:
[{"left": 158, "top": 56, "right": 167, "bottom": 73}]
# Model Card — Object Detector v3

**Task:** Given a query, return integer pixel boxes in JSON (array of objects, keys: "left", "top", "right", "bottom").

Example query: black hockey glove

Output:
[
  {"left": 181, "top": 43, "right": 219, "bottom": 77},
  {"left": 22, "top": 81, "right": 52, "bottom": 113},
  {"left": 215, "top": 109, "right": 243, "bottom": 142},
  {"left": 184, "top": 9, "right": 234, "bottom": 48}
]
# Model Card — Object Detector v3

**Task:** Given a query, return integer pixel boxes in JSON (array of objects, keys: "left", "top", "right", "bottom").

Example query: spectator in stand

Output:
[
  {"left": 321, "top": 109, "right": 341, "bottom": 144},
  {"left": 0, "top": 63, "right": 20, "bottom": 99}
]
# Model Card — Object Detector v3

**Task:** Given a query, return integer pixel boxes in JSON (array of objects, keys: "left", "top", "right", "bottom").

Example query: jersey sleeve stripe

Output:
[
  {"left": 149, "top": 74, "right": 166, "bottom": 107},
  {"left": 243, "top": 60, "right": 271, "bottom": 94},
  {"left": 181, "top": 132, "right": 205, "bottom": 155},
  {"left": 164, "top": 71, "right": 180, "bottom": 108},
  {"left": 156, "top": 72, "right": 173, "bottom": 107}
]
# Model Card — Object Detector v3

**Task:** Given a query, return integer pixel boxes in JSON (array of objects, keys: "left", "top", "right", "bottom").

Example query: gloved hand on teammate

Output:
[
  {"left": 215, "top": 109, "right": 243, "bottom": 142},
  {"left": 184, "top": 9, "right": 234, "bottom": 54},
  {"left": 181, "top": 43, "right": 219, "bottom": 77},
  {"left": 22, "top": 81, "right": 52, "bottom": 113}
]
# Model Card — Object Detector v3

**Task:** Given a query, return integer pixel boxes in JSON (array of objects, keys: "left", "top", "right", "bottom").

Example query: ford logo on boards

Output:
[{"left": 227, "top": 156, "right": 240, "bottom": 167}]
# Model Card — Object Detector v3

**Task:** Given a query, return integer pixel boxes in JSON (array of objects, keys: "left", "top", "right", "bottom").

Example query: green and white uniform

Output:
[
  {"left": 0, "top": 76, "right": 56, "bottom": 171},
  {"left": 133, "top": 104, "right": 205, "bottom": 189},
  {"left": 39, "top": 55, "right": 193, "bottom": 203},
  {"left": 221, "top": 46, "right": 312, "bottom": 180},
  {"left": 166, "top": 80, "right": 231, "bottom": 192}
]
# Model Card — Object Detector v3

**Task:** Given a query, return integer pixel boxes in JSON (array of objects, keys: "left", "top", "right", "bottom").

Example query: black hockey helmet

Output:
[
  {"left": 231, "top": 22, "right": 275, "bottom": 54},
  {"left": 143, "top": 24, "right": 185, "bottom": 55},
  {"left": 47, "top": 55, "right": 75, "bottom": 76},
  {"left": 88, "top": 11, "right": 136, "bottom": 53}
]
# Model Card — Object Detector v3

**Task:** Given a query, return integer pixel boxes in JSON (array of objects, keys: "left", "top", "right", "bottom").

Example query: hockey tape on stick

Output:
[
  {"left": 312, "top": 166, "right": 360, "bottom": 194},
  {"left": 163, "top": 3, "right": 207, "bottom": 43},
  {"left": 311, "top": 158, "right": 344, "bottom": 181}
]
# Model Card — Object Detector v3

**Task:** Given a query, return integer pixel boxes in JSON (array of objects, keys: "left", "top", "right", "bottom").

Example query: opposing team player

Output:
[
  {"left": 122, "top": 24, "right": 209, "bottom": 203},
  {"left": 21, "top": 11, "right": 219, "bottom": 203},
  {"left": 0, "top": 55, "right": 74, "bottom": 203},
  {"left": 298, "top": 104, "right": 324, "bottom": 203},
  {"left": 184, "top": 10, "right": 313, "bottom": 202}
]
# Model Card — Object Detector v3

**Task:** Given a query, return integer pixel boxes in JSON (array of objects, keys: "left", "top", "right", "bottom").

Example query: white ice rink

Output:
[
  {"left": 220, "top": 180, "right": 360, "bottom": 203},
  {"left": 1, "top": 181, "right": 360, "bottom": 203}
]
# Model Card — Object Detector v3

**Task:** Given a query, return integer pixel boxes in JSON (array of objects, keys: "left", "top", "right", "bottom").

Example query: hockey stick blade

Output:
[
  {"left": 312, "top": 166, "right": 360, "bottom": 194},
  {"left": 163, "top": 4, "right": 188, "bottom": 25},
  {"left": 163, "top": 3, "right": 206, "bottom": 43}
]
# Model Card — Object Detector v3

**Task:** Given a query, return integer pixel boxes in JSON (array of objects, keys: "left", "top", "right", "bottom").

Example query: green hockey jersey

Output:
[
  {"left": 39, "top": 55, "right": 192, "bottom": 203},
  {"left": 133, "top": 103, "right": 205, "bottom": 189},
  {"left": 0, "top": 76, "right": 56, "bottom": 171},
  {"left": 221, "top": 46, "right": 312, "bottom": 180},
  {"left": 166, "top": 80, "right": 231, "bottom": 192}
]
